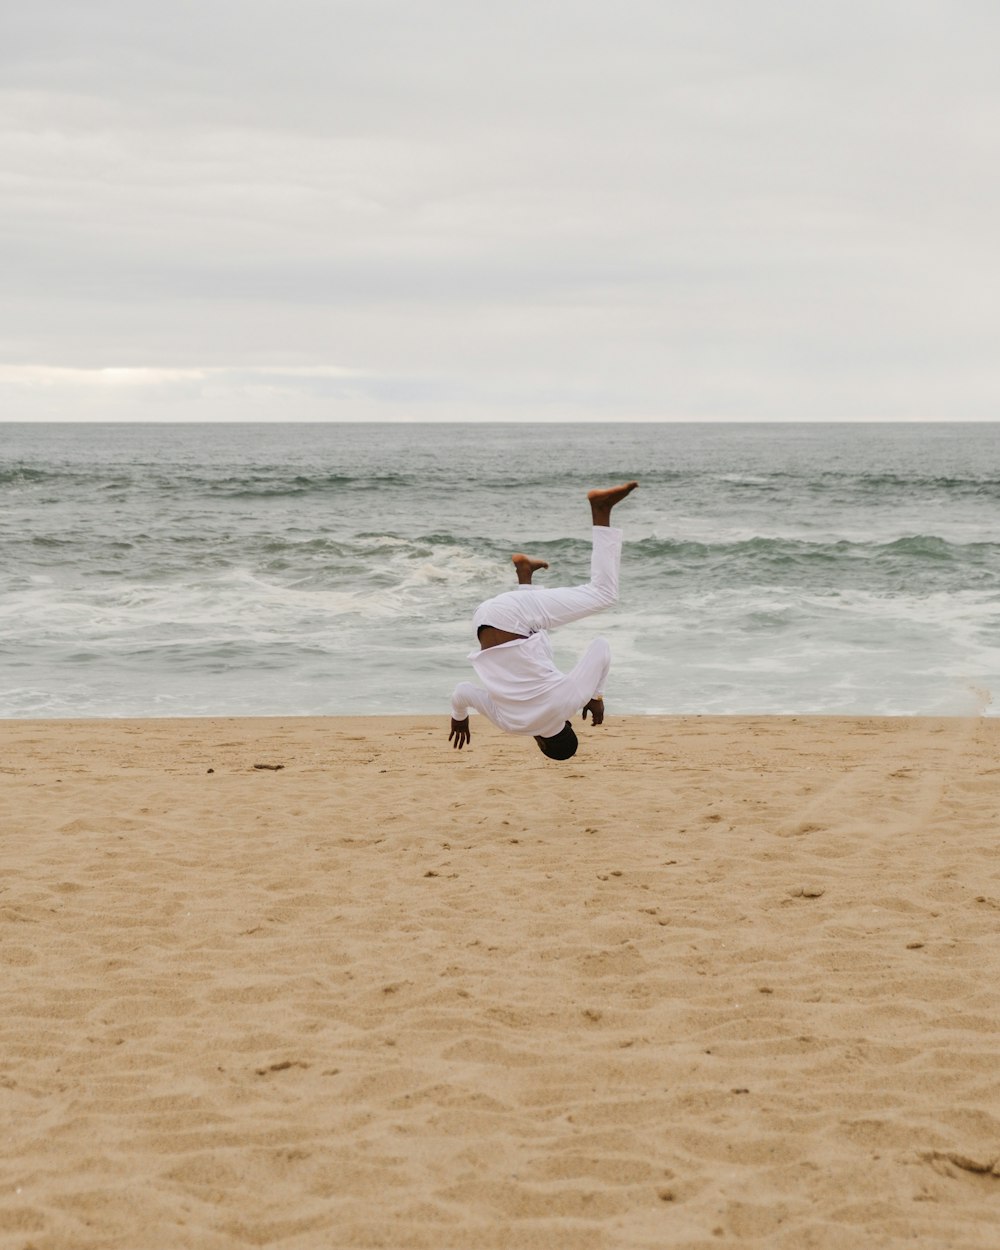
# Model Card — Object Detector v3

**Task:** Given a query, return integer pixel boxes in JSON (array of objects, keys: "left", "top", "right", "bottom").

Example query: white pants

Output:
[
  {"left": 507, "top": 525, "right": 622, "bottom": 635},
  {"left": 472, "top": 526, "right": 622, "bottom": 636}
]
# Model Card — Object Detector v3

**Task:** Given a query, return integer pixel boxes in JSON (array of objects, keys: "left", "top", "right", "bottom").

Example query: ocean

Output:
[{"left": 1, "top": 422, "right": 998, "bottom": 719}]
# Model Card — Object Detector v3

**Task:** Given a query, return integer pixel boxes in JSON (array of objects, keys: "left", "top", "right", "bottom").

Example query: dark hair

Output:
[{"left": 534, "top": 722, "right": 578, "bottom": 760}]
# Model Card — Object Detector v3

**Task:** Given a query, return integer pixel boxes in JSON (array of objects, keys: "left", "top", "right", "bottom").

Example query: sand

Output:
[{"left": 1, "top": 713, "right": 999, "bottom": 1249}]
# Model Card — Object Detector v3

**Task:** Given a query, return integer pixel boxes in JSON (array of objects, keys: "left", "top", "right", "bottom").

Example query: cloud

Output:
[
  {"left": 2, "top": 1, "right": 999, "bottom": 420},
  {"left": 0, "top": 363, "right": 378, "bottom": 422},
  {"left": 0, "top": 365, "right": 363, "bottom": 387}
]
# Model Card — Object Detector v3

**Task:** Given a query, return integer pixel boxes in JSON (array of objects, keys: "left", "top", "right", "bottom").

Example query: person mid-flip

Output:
[{"left": 448, "top": 482, "right": 638, "bottom": 760}]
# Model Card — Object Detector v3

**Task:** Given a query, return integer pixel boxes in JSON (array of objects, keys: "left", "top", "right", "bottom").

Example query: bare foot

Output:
[
  {"left": 512, "top": 553, "right": 549, "bottom": 585},
  {"left": 588, "top": 481, "right": 638, "bottom": 525}
]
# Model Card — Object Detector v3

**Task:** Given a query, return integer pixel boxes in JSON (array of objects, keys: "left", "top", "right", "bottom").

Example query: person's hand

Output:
[
  {"left": 582, "top": 697, "right": 604, "bottom": 726},
  {"left": 449, "top": 716, "right": 471, "bottom": 749}
]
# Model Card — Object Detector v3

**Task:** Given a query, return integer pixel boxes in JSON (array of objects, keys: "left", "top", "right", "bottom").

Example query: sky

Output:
[{"left": 2, "top": 0, "right": 998, "bottom": 422}]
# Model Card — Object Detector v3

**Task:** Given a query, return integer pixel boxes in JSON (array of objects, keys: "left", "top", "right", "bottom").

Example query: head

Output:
[{"left": 534, "top": 721, "right": 578, "bottom": 760}]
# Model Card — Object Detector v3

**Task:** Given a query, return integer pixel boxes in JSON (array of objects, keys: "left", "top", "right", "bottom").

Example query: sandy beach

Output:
[{"left": 2, "top": 713, "right": 999, "bottom": 1249}]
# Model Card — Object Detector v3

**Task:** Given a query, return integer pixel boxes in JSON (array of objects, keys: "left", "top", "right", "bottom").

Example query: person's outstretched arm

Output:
[{"left": 449, "top": 682, "right": 498, "bottom": 750}]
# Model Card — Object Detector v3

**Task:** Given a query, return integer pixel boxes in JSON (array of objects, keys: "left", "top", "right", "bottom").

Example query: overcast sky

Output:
[{"left": 2, "top": 0, "right": 998, "bottom": 422}]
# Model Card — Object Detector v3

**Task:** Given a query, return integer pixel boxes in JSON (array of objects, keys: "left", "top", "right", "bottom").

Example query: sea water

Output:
[{"left": 1, "top": 422, "right": 998, "bottom": 718}]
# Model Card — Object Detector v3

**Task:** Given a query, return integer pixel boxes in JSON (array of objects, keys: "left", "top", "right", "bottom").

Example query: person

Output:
[{"left": 448, "top": 482, "right": 638, "bottom": 760}]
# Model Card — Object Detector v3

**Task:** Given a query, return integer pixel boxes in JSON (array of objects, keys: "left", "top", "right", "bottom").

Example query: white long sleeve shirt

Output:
[
  {"left": 451, "top": 632, "right": 576, "bottom": 738},
  {"left": 451, "top": 628, "right": 614, "bottom": 739}
]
